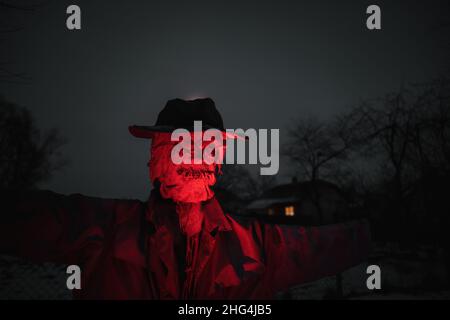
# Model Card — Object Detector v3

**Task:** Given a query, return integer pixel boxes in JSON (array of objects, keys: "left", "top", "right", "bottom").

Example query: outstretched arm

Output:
[
  {"left": 0, "top": 189, "right": 118, "bottom": 265},
  {"left": 259, "top": 219, "right": 371, "bottom": 294},
  {"left": 225, "top": 217, "right": 371, "bottom": 298}
]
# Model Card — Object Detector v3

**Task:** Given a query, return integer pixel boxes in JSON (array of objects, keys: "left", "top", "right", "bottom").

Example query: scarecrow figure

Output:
[{"left": 0, "top": 98, "right": 370, "bottom": 299}]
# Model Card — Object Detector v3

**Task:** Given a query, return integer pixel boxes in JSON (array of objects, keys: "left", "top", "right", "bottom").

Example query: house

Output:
[{"left": 245, "top": 179, "right": 349, "bottom": 225}]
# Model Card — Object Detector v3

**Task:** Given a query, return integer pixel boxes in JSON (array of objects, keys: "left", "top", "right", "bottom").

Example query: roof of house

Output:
[
  {"left": 246, "top": 179, "right": 342, "bottom": 210},
  {"left": 264, "top": 179, "right": 341, "bottom": 197},
  {"left": 246, "top": 196, "right": 299, "bottom": 210}
]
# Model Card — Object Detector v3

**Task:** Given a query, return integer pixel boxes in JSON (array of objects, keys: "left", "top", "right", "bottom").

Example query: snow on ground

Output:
[
  {"left": 1, "top": 243, "right": 449, "bottom": 299},
  {"left": 0, "top": 256, "right": 71, "bottom": 300},
  {"left": 285, "top": 243, "right": 450, "bottom": 300}
]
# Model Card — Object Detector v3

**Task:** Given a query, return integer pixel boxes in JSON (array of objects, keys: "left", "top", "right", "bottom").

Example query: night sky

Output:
[{"left": 1, "top": 0, "right": 449, "bottom": 200}]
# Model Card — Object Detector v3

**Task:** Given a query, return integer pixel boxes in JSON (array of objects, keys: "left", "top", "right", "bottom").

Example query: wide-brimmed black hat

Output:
[{"left": 129, "top": 98, "right": 242, "bottom": 139}]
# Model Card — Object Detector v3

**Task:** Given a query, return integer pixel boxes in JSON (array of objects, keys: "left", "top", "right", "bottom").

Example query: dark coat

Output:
[{"left": 0, "top": 190, "right": 370, "bottom": 299}]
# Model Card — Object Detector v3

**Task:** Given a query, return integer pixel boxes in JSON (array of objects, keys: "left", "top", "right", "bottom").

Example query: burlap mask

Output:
[{"left": 149, "top": 132, "right": 224, "bottom": 236}]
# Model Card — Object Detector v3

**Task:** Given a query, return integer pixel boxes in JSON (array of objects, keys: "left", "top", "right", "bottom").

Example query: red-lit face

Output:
[{"left": 149, "top": 132, "right": 224, "bottom": 203}]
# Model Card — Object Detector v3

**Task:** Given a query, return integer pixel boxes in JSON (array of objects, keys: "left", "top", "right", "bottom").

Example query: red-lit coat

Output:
[{"left": 0, "top": 190, "right": 370, "bottom": 299}]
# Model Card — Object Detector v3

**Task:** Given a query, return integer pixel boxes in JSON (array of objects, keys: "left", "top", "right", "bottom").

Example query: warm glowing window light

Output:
[{"left": 284, "top": 206, "right": 295, "bottom": 216}]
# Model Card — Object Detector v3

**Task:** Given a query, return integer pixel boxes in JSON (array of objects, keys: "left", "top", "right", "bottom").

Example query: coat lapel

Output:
[
  {"left": 112, "top": 202, "right": 147, "bottom": 268},
  {"left": 193, "top": 197, "right": 232, "bottom": 283},
  {"left": 112, "top": 193, "right": 264, "bottom": 298}
]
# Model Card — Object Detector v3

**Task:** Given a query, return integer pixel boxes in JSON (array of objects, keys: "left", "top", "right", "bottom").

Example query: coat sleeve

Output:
[
  {"left": 259, "top": 219, "right": 371, "bottom": 294},
  {"left": 226, "top": 216, "right": 371, "bottom": 297},
  {"left": 0, "top": 189, "right": 119, "bottom": 265}
]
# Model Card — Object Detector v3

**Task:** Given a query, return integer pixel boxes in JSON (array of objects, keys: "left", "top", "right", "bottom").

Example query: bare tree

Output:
[
  {"left": 0, "top": 96, "right": 66, "bottom": 190},
  {"left": 283, "top": 108, "right": 371, "bottom": 183},
  {"left": 353, "top": 78, "right": 450, "bottom": 198},
  {"left": 215, "top": 164, "right": 276, "bottom": 200},
  {"left": 283, "top": 114, "right": 364, "bottom": 223},
  {"left": 407, "top": 76, "right": 450, "bottom": 176},
  {"left": 284, "top": 117, "right": 333, "bottom": 181}
]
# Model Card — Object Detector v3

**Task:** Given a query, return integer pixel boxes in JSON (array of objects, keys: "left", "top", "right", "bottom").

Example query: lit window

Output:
[
  {"left": 284, "top": 206, "right": 295, "bottom": 216},
  {"left": 268, "top": 208, "right": 274, "bottom": 216}
]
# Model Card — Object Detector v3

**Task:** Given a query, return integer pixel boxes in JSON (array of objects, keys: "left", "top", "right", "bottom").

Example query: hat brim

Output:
[{"left": 128, "top": 125, "right": 247, "bottom": 140}]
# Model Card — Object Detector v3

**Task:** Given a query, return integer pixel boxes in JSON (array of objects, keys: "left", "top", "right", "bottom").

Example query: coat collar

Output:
[
  {"left": 112, "top": 191, "right": 266, "bottom": 298},
  {"left": 146, "top": 190, "right": 232, "bottom": 235},
  {"left": 113, "top": 191, "right": 231, "bottom": 268}
]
